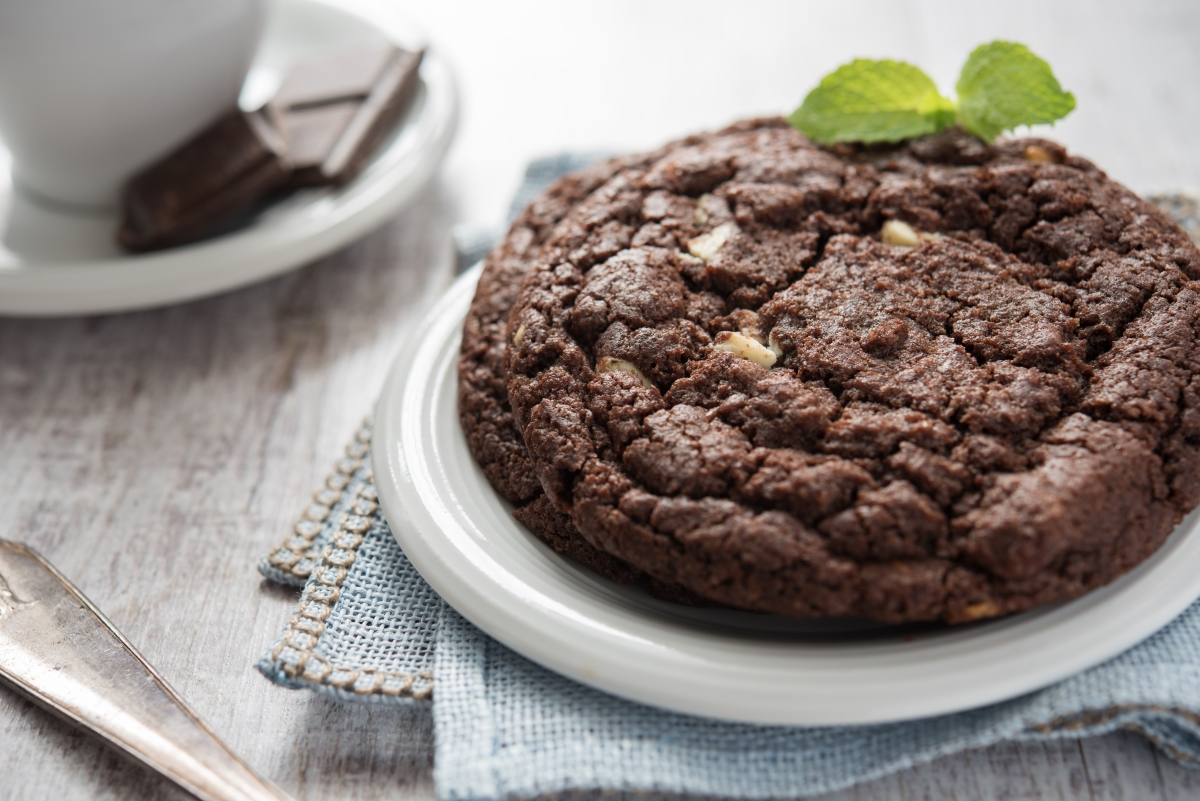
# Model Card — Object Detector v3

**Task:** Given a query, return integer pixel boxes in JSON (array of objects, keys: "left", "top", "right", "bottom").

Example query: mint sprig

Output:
[
  {"left": 789, "top": 41, "right": 1075, "bottom": 145},
  {"left": 786, "top": 60, "right": 957, "bottom": 144},
  {"left": 956, "top": 42, "right": 1077, "bottom": 141}
]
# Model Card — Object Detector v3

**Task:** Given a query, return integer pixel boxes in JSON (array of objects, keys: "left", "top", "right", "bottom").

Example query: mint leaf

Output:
[
  {"left": 956, "top": 41, "right": 1076, "bottom": 142},
  {"left": 789, "top": 42, "right": 1075, "bottom": 146},
  {"left": 789, "top": 59, "right": 957, "bottom": 144}
]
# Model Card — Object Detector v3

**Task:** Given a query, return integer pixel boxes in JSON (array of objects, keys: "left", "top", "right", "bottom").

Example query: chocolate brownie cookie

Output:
[{"left": 504, "top": 118, "right": 1200, "bottom": 623}]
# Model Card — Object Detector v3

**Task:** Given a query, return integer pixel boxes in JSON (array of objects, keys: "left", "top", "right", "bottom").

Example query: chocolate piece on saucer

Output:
[
  {"left": 274, "top": 101, "right": 360, "bottom": 177},
  {"left": 270, "top": 46, "right": 425, "bottom": 187},
  {"left": 118, "top": 109, "right": 290, "bottom": 253},
  {"left": 272, "top": 45, "right": 399, "bottom": 108}
]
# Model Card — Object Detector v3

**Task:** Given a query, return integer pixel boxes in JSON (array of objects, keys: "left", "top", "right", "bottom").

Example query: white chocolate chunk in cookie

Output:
[
  {"left": 714, "top": 331, "right": 777, "bottom": 368},
  {"left": 961, "top": 600, "right": 1001, "bottom": 621},
  {"left": 688, "top": 222, "right": 735, "bottom": 261},
  {"left": 882, "top": 219, "right": 941, "bottom": 247},
  {"left": 1023, "top": 144, "right": 1056, "bottom": 164},
  {"left": 881, "top": 220, "right": 921, "bottom": 247},
  {"left": 597, "top": 356, "right": 653, "bottom": 388}
]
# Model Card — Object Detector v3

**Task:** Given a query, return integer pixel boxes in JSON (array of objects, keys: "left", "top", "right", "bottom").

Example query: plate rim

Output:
[
  {"left": 373, "top": 264, "right": 1200, "bottom": 726},
  {"left": 0, "top": 0, "right": 458, "bottom": 317}
]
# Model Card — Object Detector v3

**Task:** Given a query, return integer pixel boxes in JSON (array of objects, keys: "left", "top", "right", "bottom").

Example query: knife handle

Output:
[{"left": 0, "top": 539, "right": 294, "bottom": 801}]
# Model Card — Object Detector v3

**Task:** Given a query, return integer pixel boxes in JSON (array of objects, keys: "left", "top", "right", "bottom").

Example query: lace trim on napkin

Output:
[
  {"left": 260, "top": 419, "right": 434, "bottom": 701},
  {"left": 262, "top": 422, "right": 373, "bottom": 585}
]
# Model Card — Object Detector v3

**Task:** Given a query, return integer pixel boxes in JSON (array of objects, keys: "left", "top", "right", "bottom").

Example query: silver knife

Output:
[{"left": 0, "top": 538, "right": 294, "bottom": 801}]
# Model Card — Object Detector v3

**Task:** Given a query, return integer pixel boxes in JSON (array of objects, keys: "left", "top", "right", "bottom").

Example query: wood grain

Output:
[{"left": 0, "top": 182, "right": 449, "bottom": 800}]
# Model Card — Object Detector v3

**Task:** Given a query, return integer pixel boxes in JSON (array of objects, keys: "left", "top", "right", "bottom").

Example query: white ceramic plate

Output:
[
  {"left": 374, "top": 265, "right": 1200, "bottom": 726},
  {"left": 0, "top": 0, "right": 457, "bottom": 317}
]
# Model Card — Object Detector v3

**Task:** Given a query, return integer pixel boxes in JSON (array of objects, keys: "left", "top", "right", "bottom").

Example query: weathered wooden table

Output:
[{"left": 4, "top": 1, "right": 1200, "bottom": 798}]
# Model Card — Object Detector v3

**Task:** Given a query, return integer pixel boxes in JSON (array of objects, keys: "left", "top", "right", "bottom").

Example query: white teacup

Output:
[{"left": 0, "top": 0, "right": 266, "bottom": 211}]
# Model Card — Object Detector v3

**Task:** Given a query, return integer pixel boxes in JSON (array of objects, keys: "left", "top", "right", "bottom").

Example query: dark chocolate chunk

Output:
[
  {"left": 117, "top": 43, "right": 424, "bottom": 252},
  {"left": 278, "top": 101, "right": 360, "bottom": 171},
  {"left": 118, "top": 109, "right": 289, "bottom": 252},
  {"left": 273, "top": 46, "right": 399, "bottom": 108},
  {"left": 270, "top": 46, "right": 424, "bottom": 187}
]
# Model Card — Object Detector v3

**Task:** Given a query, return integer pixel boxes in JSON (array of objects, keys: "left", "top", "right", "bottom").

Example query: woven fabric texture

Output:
[
  {"left": 259, "top": 423, "right": 437, "bottom": 703},
  {"left": 257, "top": 158, "right": 1200, "bottom": 798},
  {"left": 434, "top": 600, "right": 1200, "bottom": 800}
]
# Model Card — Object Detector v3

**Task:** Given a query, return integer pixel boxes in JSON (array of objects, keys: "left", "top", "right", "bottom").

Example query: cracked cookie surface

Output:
[{"left": 502, "top": 118, "right": 1200, "bottom": 623}]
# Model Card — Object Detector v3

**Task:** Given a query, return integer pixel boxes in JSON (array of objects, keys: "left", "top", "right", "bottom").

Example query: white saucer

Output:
[
  {"left": 373, "top": 265, "right": 1200, "bottom": 726},
  {"left": 0, "top": 0, "right": 457, "bottom": 317}
]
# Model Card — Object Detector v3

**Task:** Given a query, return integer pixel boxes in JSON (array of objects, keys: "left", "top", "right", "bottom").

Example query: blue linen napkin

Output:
[{"left": 258, "top": 161, "right": 1200, "bottom": 800}]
